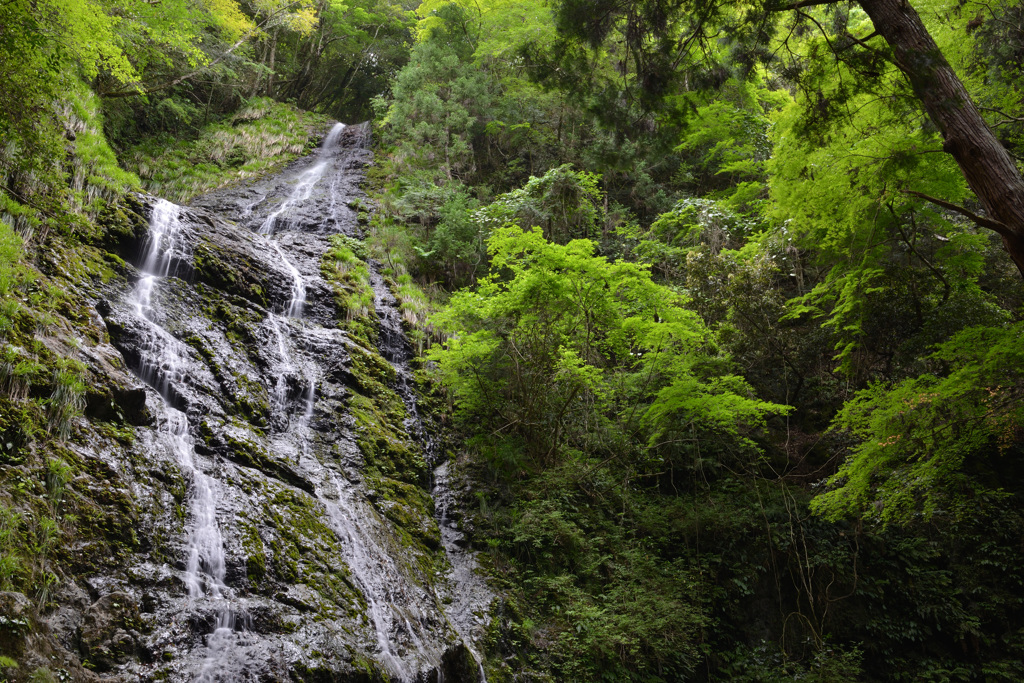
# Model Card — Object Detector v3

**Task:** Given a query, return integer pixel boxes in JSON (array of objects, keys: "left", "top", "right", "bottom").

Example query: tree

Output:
[
  {"left": 811, "top": 322, "right": 1024, "bottom": 524},
  {"left": 475, "top": 164, "right": 605, "bottom": 243},
  {"left": 379, "top": 35, "right": 494, "bottom": 183},
  {"left": 547, "top": 0, "right": 1024, "bottom": 276},
  {"left": 852, "top": 0, "right": 1024, "bottom": 277},
  {"left": 428, "top": 225, "right": 781, "bottom": 468}
]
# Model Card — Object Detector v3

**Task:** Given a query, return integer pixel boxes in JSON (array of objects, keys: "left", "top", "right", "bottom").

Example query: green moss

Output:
[
  {"left": 346, "top": 344, "right": 397, "bottom": 398},
  {"left": 233, "top": 374, "right": 270, "bottom": 427},
  {"left": 348, "top": 393, "right": 424, "bottom": 486},
  {"left": 365, "top": 475, "right": 444, "bottom": 580},
  {"left": 263, "top": 488, "right": 363, "bottom": 617},
  {"left": 0, "top": 400, "right": 42, "bottom": 465},
  {"left": 45, "top": 241, "right": 121, "bottom": 289},
  {"left": 226, "top": 430, "right": 274, "bottom": 469},
  {"left": 193, "top": 245, "right": 269, "bottom": 309},
  {"left": 240, "top": 520, "right": 267, "bottom": 586},
  {"left": 321, "top": 236, "right": 377, "bottom": 346},
  {"left": 93, "top": 422, "right": 135, "bottom": 445}
]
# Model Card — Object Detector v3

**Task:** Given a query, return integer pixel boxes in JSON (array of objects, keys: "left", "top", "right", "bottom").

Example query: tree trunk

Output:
[
  {"left": 266, "top": 27, "right": 280, "bottom": 98},
  {"left": 858, "top": 0, "right": 1024, "bottom": 277}
]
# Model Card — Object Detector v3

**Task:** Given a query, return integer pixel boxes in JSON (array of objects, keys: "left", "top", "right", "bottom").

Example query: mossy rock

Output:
[
  {"left": 348, "top": 393, "right": 425, "bottom": 486},
  {"left": 79, "top": 592, "right": 143, "bottom": 672},
  {"left": 197, "top": 419, "right": 311, "bottom": 492},
  {"left": 240, "top": 520, "right": 268, "bottom": 587},
  {"left": 367, "top": 475, "right": 441, "bottom": 555},
  {"left": 345, "top": 345, "right": 397, "bottom": 400},
  {"left": 262, "top": 487, "right": 361, "bottom": 614},
  {"left": 92, "top": 193, "right": 149, "bottom": 259},
  {"left": 192, "top": 242, "right": 269, "bottom": 310},
  {"left": 0, "top": 592, "right": 33, "bottom": 659}
]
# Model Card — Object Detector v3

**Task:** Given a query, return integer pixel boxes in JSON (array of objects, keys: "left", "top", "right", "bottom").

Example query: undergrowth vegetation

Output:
[{"left": 124, "top": 98, "right": 330, "bottom": 202}]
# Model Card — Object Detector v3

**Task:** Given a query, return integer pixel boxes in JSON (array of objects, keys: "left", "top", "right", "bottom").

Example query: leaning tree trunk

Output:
[{"left": 858, "top": 0, "right": 1024, "bottom": 277}]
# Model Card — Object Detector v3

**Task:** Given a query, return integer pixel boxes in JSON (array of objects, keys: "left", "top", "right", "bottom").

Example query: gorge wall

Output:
[{"left": 2, "top": 124, "right": 491, "bottom": 681}]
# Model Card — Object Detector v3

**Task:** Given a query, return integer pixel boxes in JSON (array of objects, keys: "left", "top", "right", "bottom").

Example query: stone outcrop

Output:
[{"left": 0, "top": 123, "right": 490, "bottom": 682}]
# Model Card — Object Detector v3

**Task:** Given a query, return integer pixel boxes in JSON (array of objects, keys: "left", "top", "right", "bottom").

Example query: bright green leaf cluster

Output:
[{"left": 429, "top": 225, "right": 785, "bottom": 467}]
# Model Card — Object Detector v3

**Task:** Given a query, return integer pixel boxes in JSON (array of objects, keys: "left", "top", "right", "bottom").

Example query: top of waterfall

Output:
[
  {"left": 142, "top": 199, "right": 184, "bottom": 277},
  {"left": 322, "top": 123, "right": 346, "bottom": 152},
  {"left": 257, "top": 122, "right": 348, "bottom": 236}
]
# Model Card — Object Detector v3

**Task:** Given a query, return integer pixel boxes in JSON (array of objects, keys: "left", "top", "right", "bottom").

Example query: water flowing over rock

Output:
[{"left": 64, "top": 123, "right": 492, "bottom": 681}]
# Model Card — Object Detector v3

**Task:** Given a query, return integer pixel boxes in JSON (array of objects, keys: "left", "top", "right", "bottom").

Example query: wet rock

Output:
[
  {"left": 19, "top": 122, "right": 493, "bottom": 682},
  {"left": 200, "top": 418, "right": 314, "bottom": 493},
  {"left": 190, "top": 223, "right": 296, "bottom": 313},
  {"left": 94, "top": 193, "right": 150, "bottom": 260},
  {"left": 85, "top": 385, "right": 150, "bottom": 425},
  {"left": 79, "top": 592, "right": 142, "bottom": 672},
  {"left": 0, "top": 592, "right": 32, "bottom": 657},
  {"left": 436, "top": 643, "right": 479, "bottom": 682}
]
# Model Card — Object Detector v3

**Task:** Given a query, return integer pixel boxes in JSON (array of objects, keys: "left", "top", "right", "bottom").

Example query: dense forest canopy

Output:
[{"left": 2, "top": 0, "right": 1024, "bottom": 679}]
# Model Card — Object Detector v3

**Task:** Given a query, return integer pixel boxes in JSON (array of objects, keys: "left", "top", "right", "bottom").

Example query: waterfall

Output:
[
  {"left": 255, "top": 122, "right": 489, "bottom": 681},
  {"left": 107, "top": 123, "right": 491, "bottom": 681},
  {"left": 126, "top": 199, "right": 240, "bottom": 680},
  {"left": 259, "top": 123, "right": 346, "bottom": 237},
  {"left": 258, "top": 123, "right": 346, "bottom": 318},
  {"left": 367, "top": 265, "right": 492, "bottom": 681},
  {"left": 255, "top": 123, "right": 447, "bottom": 682},
  {"left": 270, "top": 242, "right": 306, "bottom": 317}
]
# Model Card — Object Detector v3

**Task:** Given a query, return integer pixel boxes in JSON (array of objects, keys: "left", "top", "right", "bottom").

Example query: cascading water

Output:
[
  {"left": 270, "top": 243, "right": 306, "bottom": 318},
  {"left": 259, "top": 123, "right": 346, "bottom": 238},
  {"left": 264, "top": 122, "right": 490, "bottom": 681},
  {"left": 259, "top": 124, "right": 346, "bottom": 319},
  {"left": 100, "top": 123, "right": 492, "bottom": 681},
  {"left": 126, "top": 199, "right": 241, "bottom": 680},
  {"left": 253, "top": 123, "right": 452, "bottom": 681},
  {"left": 368, "top": 266, "right": 492, "bottom": 681}
]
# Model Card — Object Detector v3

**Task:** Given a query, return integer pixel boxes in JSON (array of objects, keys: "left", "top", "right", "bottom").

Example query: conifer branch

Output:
[
  {"left": 766, "top": 0, "right": 842, "bottom": 11},
  {"left": 901, "top": 190, "right": 1012, "bottom": 236}
]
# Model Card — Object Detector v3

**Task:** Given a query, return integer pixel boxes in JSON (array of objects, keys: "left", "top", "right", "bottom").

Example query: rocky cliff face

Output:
[{"left": 1, "top": 123, "right": 491, "bottom": 681}]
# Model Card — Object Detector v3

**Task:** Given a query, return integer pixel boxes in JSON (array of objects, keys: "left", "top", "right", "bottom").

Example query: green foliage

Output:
[
  {"left": 671, "top": 77, "right": 786, "bottom": 211},
  {"left": 0, "top": 0, "right": 1021, "bottom": 677},
  {"left": 812, "top": 322, "right": 1024, "bottom": 524},
  {"left": 478, "top": 458, "right": 713, "bottom": 681},
  {"left": 430, "top": 226, "right": 782, "bottom": 468},
  {"left": 321, "top": 234, "right": 377, "bottom": 345},
  {"left": 475, "top": 164, "right": 604, "bottom": 244},
  {"left": 768, "top": 86, "right": 1015, "bottom": 379},
  {"left": 0, "top": 502, "right": 26, "bottom": 590},
  {"left": 45, "top": 360, "right": 87, "bottom": 442},
  {"left": 381, "top": 37, "right": 494, "bottom": 184},
  {"left": 0, "top": 0, "right": 252, "bottom": 239},
  {"left": 620, "top": 196, "right": 763, "bottom": 284},
  {"left": 716, "top": 641, "right": 863, "bottom": 682},
  {"left": 0, "top": 227, "right": 26, "bottom": 306},
  {"left": 1, "top": 78, "right": 141, "bottom": 248}
]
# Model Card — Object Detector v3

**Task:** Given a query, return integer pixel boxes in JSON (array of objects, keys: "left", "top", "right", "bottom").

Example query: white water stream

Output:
[
  {"left": 257, "top": 125, "right": 443, "bottom": 680},
  {"left": 128, "top": 199, "right": 240, "bottom": 681},
  {"left": 260, "top": 123, "right": 346, "bottom": 318},
  {"left": 258, "top": 123, "right": 346, "bottom": 237},
  {"left": 127, "top": 124, "right": 488, "bottom": 681},
  {"left": 368, "top": 266, "right": 491, "bottom": 682}
]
